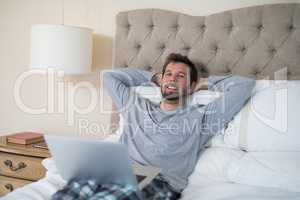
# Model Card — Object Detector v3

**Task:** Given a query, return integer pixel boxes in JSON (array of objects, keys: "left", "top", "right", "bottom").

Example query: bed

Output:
[{"left": 2, "top": 3, "right": 300, "bottom": 200}]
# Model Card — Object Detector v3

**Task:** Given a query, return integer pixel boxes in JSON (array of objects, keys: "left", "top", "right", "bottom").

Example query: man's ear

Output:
[
  {"left": 189, "top": 81, "right": 197, "bottom": 94},
  {"left": 158, "top": 74, "right": 162, "bottom": 86}
]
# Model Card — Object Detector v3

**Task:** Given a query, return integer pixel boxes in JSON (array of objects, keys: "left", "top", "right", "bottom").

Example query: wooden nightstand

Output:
[{"left": 0, "top": 136, "right": 51, "bottom": 196}]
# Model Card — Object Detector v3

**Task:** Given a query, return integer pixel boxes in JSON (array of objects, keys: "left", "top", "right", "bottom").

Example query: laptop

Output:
[{"left": 44, "top": 134, "right": 160, "bottom": 190}]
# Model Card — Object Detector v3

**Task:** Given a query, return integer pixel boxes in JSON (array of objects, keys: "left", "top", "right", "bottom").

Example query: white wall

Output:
[{"left": 0, "top": 0, "right": 299, "bottom": 137}]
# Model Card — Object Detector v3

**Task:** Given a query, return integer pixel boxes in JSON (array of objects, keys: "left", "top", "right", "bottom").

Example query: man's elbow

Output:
[
  {"left": 231, "top": 75, "right": 255, "bottom": 100},
  {"left": 242, "top": 78, "right": 255, "bottom": 102},
  {"left": 102, "top": 69, "right": 114, "bottom": 77},
  {"left": 233, "top": 76, "right": 255, "bottom": 91},
  {"left": 245, "top": 78, "right": 255, "bottom": 93},
  {"left": 101, "top": 69, "right": 115, "bottom": 87}
]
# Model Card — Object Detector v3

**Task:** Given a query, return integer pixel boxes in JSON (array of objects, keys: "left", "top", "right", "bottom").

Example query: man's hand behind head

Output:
[{"left": 151, "top": 73, "right": 162, "bottom": 87}]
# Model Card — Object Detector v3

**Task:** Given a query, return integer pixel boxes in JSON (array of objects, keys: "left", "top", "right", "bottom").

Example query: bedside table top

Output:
[{"left": 0, "top": 136, "right": 51, "bottom": 158}]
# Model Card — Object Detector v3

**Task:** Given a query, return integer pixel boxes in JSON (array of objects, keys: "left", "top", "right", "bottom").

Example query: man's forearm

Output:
[
  {"left": 202, "top": 75, "right": 255, "bottom": 136},
  {"left": 103, "top": 68, "right": 153, "bottom": 88},
  {"left": 208, "top": 75, "right": 253, "bottom": 93},
  {"left": 102, "top": 68, "right": 153, "bottom": 111}
]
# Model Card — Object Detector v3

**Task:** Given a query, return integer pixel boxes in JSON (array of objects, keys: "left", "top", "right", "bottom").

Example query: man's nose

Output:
[{"left": 169, "top": 74, "right": 177, "bottom": 82}]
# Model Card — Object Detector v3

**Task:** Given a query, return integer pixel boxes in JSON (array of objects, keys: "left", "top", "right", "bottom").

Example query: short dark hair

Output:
[{"left": 162, "top": 53, "right": 198, "bottom": 84}]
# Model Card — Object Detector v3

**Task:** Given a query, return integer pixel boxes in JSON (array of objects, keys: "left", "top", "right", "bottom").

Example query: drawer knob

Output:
[
  {"left": 3, "top": 160, "right": 27, "bottom": 171},
  {"left": 4, "top": 183, "right": 14, "bottom": 192}
]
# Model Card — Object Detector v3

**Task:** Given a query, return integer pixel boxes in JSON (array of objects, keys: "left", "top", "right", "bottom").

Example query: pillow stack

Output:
[
  {"left": 205, "top": 80, "right": 300, "bottom": 192},
  {"left": 210, "top": 80, "right": 300, "bottom": 152}
]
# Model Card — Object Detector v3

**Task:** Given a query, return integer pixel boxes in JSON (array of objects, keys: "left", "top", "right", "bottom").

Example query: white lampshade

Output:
[{"left": 30, "top": 24, "right": 93, "bottom": 74}]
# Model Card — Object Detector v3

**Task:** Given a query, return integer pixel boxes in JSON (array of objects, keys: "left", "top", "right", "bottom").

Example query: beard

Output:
[
  {"left": 161, "top": 91, "right": 180, "bottom": 101},
  {"left": 161, "top": 85, "right": 188, "bottom": 102}
]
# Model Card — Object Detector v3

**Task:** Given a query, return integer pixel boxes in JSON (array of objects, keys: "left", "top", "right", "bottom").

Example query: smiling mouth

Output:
[
  {"left": 161, "top": 84, "right": 181, "bottom": 100},
  {"left": 165, "top": 82, "right": 178, "bottom": 91},
  {"left": 166, "top": 85, "right": 177, "bottom": 90}
]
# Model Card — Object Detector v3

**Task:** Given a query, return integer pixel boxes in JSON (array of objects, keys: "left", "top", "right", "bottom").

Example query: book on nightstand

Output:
[
  {"left": 6, "top": 132, "right": 44, "bottom": 145},
  {"left": 32, "top": 141, "right": 48, "bottom": 149}
]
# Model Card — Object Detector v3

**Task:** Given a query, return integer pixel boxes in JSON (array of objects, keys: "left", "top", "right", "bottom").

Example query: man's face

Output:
[{"left": 161, "top": 62, "right": 191, "bottom": 101}]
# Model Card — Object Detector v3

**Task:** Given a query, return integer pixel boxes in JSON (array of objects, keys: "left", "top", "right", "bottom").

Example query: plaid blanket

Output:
[{"left": 51, "top": 176, "right": 181, "bottom": 200}]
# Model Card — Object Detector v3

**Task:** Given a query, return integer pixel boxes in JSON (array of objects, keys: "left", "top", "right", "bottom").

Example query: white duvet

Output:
[
  {"left": 2, "top": 149, "right": 300, "bottom": 200},
  {"left": 2, "top": 169, "right": 300, "bottom": 200},
  {"left": 182, "top": 177, "right": 300, "bottom": 200}
]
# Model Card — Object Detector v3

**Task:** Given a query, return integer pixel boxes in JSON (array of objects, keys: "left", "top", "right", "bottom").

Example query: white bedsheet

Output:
[
  {"left": 2, "top": 139, "right": 300, "bottom": 199},
  {"left": 2, "top": 172, "right": 300, "bottom": 200},
  {"left": 2, "top": 159, "right": 300, "bottom": 200},
  {"left": 227, "top": 152, "right": 300, "bottom": 193},
  {"left": 182, "top": 175, "right": 300, "bottom": 200}
]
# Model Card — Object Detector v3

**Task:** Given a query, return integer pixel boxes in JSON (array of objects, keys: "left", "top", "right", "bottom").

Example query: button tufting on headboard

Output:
[
  {"left": 269, "top": 47, "right": 276, "bottom": 54},
  {"left": 146, "top": 66, "right": 153, "bottom": 71},
  {"left": 257, "top": 24, "right": 264, "bottom": 30},
  {"left": 114, "top": 4, "right": 300, "bottom": 80},
  {"left": 135, "top": 44, "right": 141, "bottom": 49},
  {"left": 200, "top": 24, "right": 206, "bottom": 30},
  {"left": 159, "top": 44, "right": 166, "bottom": 50},
  {"left": 184, "top": 46, "right": 191, "bottom": 51}
]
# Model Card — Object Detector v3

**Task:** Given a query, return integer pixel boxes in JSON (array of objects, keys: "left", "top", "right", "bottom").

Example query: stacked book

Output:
[{"left": 6, "top": 132, "right": 44, "bottom": 145}]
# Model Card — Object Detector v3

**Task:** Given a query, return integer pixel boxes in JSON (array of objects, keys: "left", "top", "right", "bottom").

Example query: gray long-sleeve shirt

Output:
[{"left": 103, "top": 68, "right": 255, "bottom": 192}]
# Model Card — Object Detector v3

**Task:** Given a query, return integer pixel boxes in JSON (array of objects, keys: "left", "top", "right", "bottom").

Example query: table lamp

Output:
[{"left": 30, "top": 24, "right": 92, "bottom": 74}]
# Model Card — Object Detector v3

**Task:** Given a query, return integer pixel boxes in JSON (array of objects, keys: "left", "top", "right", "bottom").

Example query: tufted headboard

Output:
[{"left": 113, "top": 4, "right": 300, "bottom": 80}]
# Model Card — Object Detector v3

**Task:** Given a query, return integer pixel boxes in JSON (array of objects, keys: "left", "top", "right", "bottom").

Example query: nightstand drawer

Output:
[
  {"left": 0, "top": 175, "right": 32, "bottom": 196},
  {"left": 0, "top": 152, "right": 46, "bottom": 181}
]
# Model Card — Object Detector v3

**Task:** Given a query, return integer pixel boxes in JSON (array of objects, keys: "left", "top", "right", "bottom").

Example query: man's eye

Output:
[{"left": 178, "top": 74, "right": 185, "bottom": 78}]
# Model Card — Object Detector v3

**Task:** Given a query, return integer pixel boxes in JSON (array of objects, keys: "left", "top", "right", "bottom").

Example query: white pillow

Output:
[
  {"left": 132, "top": 86, "right": 161, "bottom": 104},
  {"left": 210, "top": 80, "right": 300, "bottom": 152},
  {"left": 240, "top": 80, "right": 300, "bottom": 151},
  {"left": 189, "top": 147, "right": 245, "bottom": 184},
  {"left": 42, "top": 157, "right": 59, "bottom": 175},
  {"left": 208, "top": 116, "right": 241, "bottom": 149}
]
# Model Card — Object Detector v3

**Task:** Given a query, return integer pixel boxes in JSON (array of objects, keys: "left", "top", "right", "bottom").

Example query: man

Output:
[{"left": 102, "top": 53, "right": 255, "bottom": 199}]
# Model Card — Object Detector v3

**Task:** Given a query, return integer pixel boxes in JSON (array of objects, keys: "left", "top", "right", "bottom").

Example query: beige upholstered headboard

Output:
[{"left": 114, "top": 4, "right": 300, "bottom": 80}]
